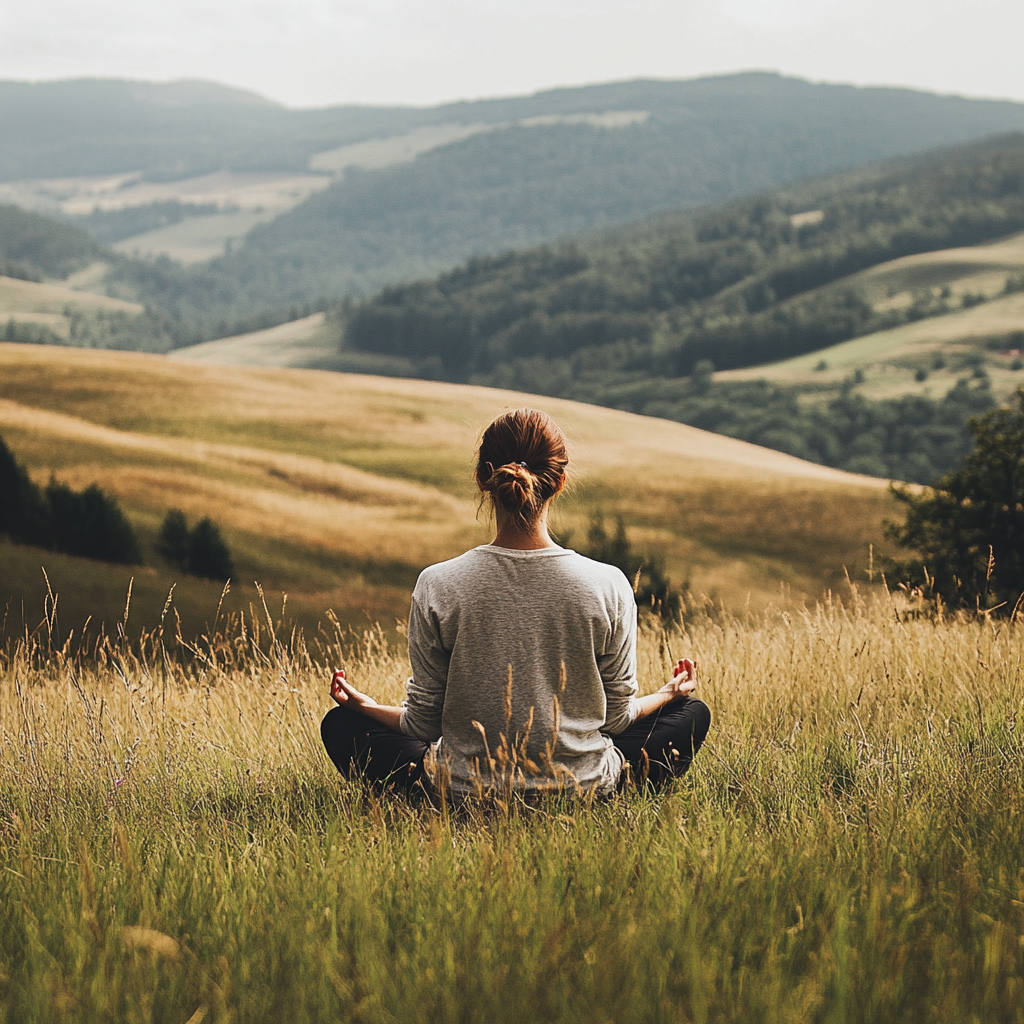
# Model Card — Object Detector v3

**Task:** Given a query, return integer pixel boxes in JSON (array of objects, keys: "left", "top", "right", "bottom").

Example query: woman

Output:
[{"left": 321, "top": 408, "right": 711, "bottom": 796}]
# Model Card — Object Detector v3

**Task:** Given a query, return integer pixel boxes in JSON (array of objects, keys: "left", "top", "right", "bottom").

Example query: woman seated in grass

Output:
[{"left": 321, "top": 408, "right": 711, "bottom": 797}]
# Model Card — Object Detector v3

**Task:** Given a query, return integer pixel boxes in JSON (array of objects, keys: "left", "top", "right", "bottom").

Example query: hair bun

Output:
[{"left": 489, "top": 462, "right": 536, "bottom": 510}]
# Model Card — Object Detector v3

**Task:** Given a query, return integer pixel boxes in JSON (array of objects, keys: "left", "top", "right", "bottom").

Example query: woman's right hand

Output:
[{"left": 330, "top": 669, "right": 379, "bottom": 710}]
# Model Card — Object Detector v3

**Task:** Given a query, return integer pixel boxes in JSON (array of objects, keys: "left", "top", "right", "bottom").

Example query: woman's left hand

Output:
[
  {"left": 658, "top": 658, "right": 698, "bottom": 699},
  {"left": 330, "top": 669, "right": 379, "bottom": 710}
]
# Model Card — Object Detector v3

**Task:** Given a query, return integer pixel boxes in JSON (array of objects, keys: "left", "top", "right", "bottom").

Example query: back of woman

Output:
[{"left": 321, "top": 408, "right": 711, "bottom": 798}]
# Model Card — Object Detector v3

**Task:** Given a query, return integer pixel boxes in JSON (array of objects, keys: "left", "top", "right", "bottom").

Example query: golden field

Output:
[
  {"left": 2, "top": 590, "right": 1023, "bottom": 1021},
  {"left": 0, "top": 341, "right": 895, "bottom": 638}
]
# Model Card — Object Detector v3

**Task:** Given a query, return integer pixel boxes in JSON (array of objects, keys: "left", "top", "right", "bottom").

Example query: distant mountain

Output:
[
  {"left": 0, "top": 77, "right": 455, "bottom": 181},
  {"left": 79, "top": 73, "right": 1024, "bottom": 336},
  {"left": 5, "top": 73, "right": 1024, "bottom": 185},
  {"left": 8, "top": 72, "right": 1024, "bottom": 343}
]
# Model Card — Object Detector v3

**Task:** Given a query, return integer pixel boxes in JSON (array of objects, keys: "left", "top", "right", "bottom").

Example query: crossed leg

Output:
[
  {"left": 611, "top": 697, "right": 712, "bottom": 788},
  {"left": 320, "top": 705, "right": 429, "bottom": 792},
  {"left": 321, "top": 697, "right": 711, "bottom": 793}
]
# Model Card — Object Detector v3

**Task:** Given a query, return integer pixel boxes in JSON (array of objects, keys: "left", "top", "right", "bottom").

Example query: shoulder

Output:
[
  {"left": 561, "top": 551, "right": 636, "bottom": 603},
  {"left": 555, "top": 549, "right": 632, "bottom": 586},
  {"left": 414, "top": 546, "right": 634, "bottom": 603},
  {"left": 413, "top": 547, "right": 489, "bottom": 596}
]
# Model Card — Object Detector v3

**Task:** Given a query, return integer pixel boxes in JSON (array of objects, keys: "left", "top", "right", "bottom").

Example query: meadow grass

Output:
[
  {"left": 110, "top": 211, "right": 277, "bottom": 266},
  {"left": 0, "top": 276, "right": 142, "bottom": 318},
  {"left": 168, "top": 314, "right": 333, "bottom": 369},
  {"left": 2, "top": 584, "right": 1023, "bottom": 1023}
]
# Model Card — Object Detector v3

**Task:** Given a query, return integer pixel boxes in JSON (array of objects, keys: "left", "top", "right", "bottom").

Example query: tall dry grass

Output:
[{"left": 2, "top": 582, "right": 1023, "bottom": 1022}]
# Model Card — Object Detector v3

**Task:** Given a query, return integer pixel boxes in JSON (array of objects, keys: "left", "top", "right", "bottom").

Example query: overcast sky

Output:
[{"left": 3, "top": 0, "right": 1023, "bottom": 109}]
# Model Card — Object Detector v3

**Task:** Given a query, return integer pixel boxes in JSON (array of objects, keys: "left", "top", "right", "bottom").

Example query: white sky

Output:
[{"left": 2, "top": 0, "right": 1023, "bottom": 109}]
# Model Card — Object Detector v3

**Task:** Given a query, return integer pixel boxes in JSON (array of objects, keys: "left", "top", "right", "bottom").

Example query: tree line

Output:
[{"left": 0, "top": 434, "right": 233, "bottom": 579}]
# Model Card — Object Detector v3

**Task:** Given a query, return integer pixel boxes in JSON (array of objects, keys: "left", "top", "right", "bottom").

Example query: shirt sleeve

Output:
[
  {"left": 597, "top": 579, "right": 640, "bottom": 735},
  {"left": 399, "top": 585, "right": 449, "bottom": 743}
]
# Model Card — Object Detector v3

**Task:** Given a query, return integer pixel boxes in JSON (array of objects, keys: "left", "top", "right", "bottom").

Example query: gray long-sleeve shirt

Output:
[{"left": 399, "top": 544, "right": 640, "bottom": 794}]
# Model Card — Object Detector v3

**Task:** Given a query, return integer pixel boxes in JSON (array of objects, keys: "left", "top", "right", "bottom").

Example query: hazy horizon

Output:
[
  {"left": 5, "top": 67, "right": 1024, "bottom": 115},
  {"left": 3, "top": 0, "right": 1023, "bottom": 110}
]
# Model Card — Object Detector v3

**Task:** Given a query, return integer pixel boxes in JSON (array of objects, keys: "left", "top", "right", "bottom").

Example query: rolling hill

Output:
[
  {"left": 340, "top": 133, "right": 1024, "bottom": 381},
  {"left": 0, "top": 342, "right": 893, "bottom": 640}
]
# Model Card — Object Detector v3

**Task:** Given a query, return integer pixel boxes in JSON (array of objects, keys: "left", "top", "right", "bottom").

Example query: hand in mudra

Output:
[
  {"left": 659, "top": 658, "right": 698, "bottom": 699},
  {"left": 330, "top": 669, "right": 378, "bottom": 710}
]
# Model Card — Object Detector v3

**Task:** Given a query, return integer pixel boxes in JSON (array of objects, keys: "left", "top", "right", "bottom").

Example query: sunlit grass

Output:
[{"left": 2, "top": 584, "right": 1023, "bottom": 1022}]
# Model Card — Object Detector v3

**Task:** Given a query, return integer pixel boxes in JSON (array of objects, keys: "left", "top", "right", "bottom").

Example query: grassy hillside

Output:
[
  {"left": 168, "top": 313, "right": 335, "bottom": 368},
  {"left": 718, "top": 289, "right": 1024, "bottom": 398},
  {"left": 111, "top": 209, "right": 277, "bottom": 265},
  {"left": 0, "top": 342, "right": 893, "bottom": 639}
]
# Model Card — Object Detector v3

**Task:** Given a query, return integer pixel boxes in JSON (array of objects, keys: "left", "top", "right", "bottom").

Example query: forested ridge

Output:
[
  {"left": 103, "top": 85, "right": 1024, "bottom": 337},
  {"left": 344, "top": 133, "right": 1024, "bottom": 379},
  {"left": 5, "top": 73, "right": 1024, "bottom": 184}
]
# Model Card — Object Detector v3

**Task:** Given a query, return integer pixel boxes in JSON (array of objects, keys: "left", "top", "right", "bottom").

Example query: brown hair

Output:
[{"left": 476, "top": 409, "right": 569, "bottom": 530}]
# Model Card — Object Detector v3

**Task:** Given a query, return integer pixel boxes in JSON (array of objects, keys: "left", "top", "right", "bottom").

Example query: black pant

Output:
[
  {"left": 320, "top": 697, "right": 712, "bottom": 794},
  {"left": 610, "top": 697, "right": 712, "bottom": 787}
]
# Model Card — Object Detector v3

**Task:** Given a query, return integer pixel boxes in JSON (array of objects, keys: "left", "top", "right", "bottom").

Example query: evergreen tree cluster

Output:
[
  {"left": 0, "top": 435, "right": 235, "bottom": 578},
  {"left": 157, "top": 509, "right": 234, "bottom": 581},
  {"left": 0, "top": 434, "right": 140, "bottom": 564}
]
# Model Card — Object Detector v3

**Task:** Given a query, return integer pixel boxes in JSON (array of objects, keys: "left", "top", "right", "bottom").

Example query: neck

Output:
[{"left": 492, "top": 509, "right": 558, "bottom": 550}]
